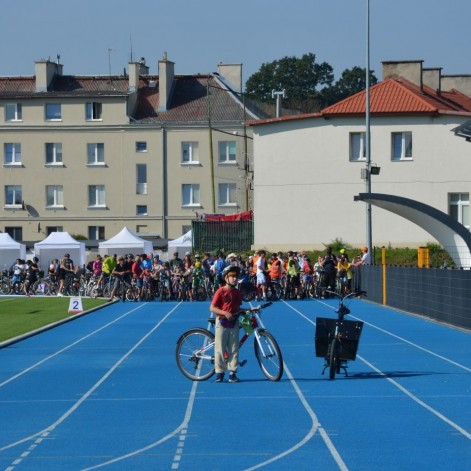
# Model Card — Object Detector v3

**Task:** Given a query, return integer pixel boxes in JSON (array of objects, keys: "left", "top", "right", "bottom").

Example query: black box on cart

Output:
[{"left": 315, "top": 317, "right": 364, "bottom": 361}]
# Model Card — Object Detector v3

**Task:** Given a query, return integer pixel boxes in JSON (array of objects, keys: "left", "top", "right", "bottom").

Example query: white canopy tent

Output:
[
  {"left": 0, "top": 233, "right": 26, "bottom": 270},
  {"left": 98, "top": 227, "right": 153, "bottom": 257},
  {"left": 167, "top": 230, "right": 192, "bottom": 257},
  {"left": 34, "top": 232, "right": 86, "bottom": 271}
]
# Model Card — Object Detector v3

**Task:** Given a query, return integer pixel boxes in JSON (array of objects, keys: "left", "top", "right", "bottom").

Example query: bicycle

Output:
[
  {"left": 176, "top": 302, "right": 283, "bottom": 382},
  {"left": 315, "top": 290, "right": 366, "bottom": 380}
]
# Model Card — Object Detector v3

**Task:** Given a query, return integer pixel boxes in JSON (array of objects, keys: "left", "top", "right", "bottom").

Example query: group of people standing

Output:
[{"left": 208, "top": 246, "right": 371, "bottom": 384}]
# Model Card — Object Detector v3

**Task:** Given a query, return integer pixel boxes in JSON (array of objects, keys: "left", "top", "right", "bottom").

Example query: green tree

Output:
[
  {"left": 323, "top": 66, "right": 378, "bottom": 104},
  {"left": 245, "top": 54, "right": 378, "bottom": 114},
  {"left": 245, "top": 53, "right": 334, "bottom": 114}
]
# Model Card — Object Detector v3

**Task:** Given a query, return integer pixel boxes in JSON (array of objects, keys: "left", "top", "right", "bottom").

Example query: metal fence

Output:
[
  {"left": 192, "top": 220, "right": 254, "bottom": 253},
  {"left": 356, "top": 265, "right": 471, "bottom": 330}
]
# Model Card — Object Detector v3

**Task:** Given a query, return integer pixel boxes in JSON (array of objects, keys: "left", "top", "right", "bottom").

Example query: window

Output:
[
  {"left": 350, "top": 132, "right": 366, "bottom": 161},
  {"left": 137, "top": 205, "right": 148, "bottom": 215},
  {"left": 4, "top": 143, "right": 22, "bottom": 165},
  {"left": 182, "top": 142, "right": 199, "bottom": 164},
  {"left": 136, "top": 164, "right": 147, "bottom": 194},
  {"left": 5, "top": 227, "right": 22, "bottom": 240},
  {"left": 5, "top": 103, "right": 22, "bottom": 122},
  {"left": 136, "top": 225, "right": 147, "bottom": 233},
  {"left": 45, "top": 143, "right": 63, "bottom": 165},
  {"left": 5, "top": 185, "right": 22, "bottom": 207},
  {"left": 449, "top": 193, "right": 469, "bottom": 228},
  {"left": 218, "top": 183, "right": 237, "bottom": 207},
  {"left": 218, "top": 141, "right": 237, "bottom": 164},
  {"left": 87, "top": 143, "right": 105, "bottom": 165},
  {"left": 136, "top": 141, "right": 147, "bottom": 152},
  {"left": 88, "top": 185, "right": 106, "bottom": 208},
  {"left": 392, "top": 132, "right": 412, "bottom": 161},
  {"left": 86, "top": 102, "right": 102, "bottom": 120},
  {"left": 88, "top": 226, "right": 105, "bottom": 240},
  {"left": 46, "top": 226, "right": 63, "bottom": 235},
  {"left": 46, "top": 185, "right": 64, "bottom": 208},
  {"left": 182, "top": 184, "right": 200, "bottom": 207},
  {"left": 45, "top": 103, "right": 61, "bottom": 120}
]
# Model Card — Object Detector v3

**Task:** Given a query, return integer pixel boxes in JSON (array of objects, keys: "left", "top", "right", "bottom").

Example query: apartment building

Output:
[
  {"left": 0, "top": 55, "right": 258, "bottom": 245},
  {"left": 249, "top": 60, "right": 471, "bottom": 252}
]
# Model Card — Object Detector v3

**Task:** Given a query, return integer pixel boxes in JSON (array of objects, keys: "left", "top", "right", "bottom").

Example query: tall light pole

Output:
[{"left": 365, "top": 0, "right": 373, "bottom": 260}]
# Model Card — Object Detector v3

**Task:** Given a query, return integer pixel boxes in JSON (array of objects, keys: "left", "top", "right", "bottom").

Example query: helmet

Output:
[
  {"left": 185, "top": 251, "right": 191, "bottom": 256},
  {"left": 340, "top": 248, "right": 346, "bottom": 254},
  {"left": 33, "top": 257, "right": 39, "bottom": 262},
  {"left": 222, "top": 265, "right": 240, "bottom": 278}
]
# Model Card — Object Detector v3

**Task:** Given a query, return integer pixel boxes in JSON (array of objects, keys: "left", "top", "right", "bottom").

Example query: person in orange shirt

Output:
[
  {"left": 269, "top": 253, "right": 282, "bottom": 281},
  {"left": 251, "top": 251, "right": 260, "bottom": 277}
]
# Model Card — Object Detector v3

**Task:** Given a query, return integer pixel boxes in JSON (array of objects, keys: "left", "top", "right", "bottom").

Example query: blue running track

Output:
[{"left": 0, "top": 297, "right": 470, "bottom": 470}]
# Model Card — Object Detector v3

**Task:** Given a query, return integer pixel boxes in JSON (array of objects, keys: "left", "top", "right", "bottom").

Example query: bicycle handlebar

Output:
[
  {"left": 238, "top": 301, "right": 272, "bottom": 316},
  {"left": 325, "top": 290, "right": 367, "bottom": 301},
  {"left": 258, "top": 302, "right": 273, "bottom": 309}
]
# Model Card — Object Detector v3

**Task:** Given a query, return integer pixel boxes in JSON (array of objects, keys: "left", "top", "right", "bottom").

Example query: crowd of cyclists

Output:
[{"left": 0, "top": 246, "right": 369, "bottom": 301}]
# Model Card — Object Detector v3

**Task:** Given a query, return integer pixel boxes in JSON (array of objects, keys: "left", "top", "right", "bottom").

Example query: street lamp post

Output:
[{"left": 365, "top": 0, "right": 373, "bottom": 260}]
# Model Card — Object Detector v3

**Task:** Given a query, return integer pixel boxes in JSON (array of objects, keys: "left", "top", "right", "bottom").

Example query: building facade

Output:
[
  {"left": 0, "top": 55, "right": 257, "bottom": 245},
  {"left": 250, "top": 60, "right": 471, "bottom": 252}
]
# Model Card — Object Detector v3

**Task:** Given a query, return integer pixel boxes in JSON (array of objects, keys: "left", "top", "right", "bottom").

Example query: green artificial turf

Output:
[{"left": 0, "top": 297, "right": 109, "bottom": 343}]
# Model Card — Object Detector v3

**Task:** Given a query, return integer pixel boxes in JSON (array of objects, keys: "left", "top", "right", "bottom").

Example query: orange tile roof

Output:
[{"left": 321, "top": 78, "right": 471, "bottom": 116}]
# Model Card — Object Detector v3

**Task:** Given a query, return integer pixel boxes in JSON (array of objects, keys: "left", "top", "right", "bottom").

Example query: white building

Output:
[{"left": 249, "top": 60, "right": 471, "bottom": 252}]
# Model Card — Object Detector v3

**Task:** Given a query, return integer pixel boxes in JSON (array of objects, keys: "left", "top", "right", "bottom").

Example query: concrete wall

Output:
[{"left": 252, "top": 114, "right": 471, "bottom": 251}]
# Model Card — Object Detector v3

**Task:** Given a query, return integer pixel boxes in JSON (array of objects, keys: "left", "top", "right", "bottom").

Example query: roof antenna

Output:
[
  {"left": 130, "top": 34, "right": 133, "bottom": 62},
  {"left": 108, "top": 48, "right": 113, "bottom": 80}
]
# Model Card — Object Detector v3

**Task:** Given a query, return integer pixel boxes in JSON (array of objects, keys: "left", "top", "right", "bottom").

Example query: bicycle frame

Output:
[
  {"left": 176, "top": 302, "right": 283, "bottom": 382},
  {"left": 315, "top": 290, "right": 365, "bottom": 380}
]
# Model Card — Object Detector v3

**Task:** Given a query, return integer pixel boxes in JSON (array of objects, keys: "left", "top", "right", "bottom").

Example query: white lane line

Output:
[
  {"left": 170, "top": 429, "right": 187, "bottom": 469},
  {"left": 243, "top": 357, "right": 348, "bottom": 471},
  {"left": 1, "top": 303, "right": 181, "bottom": 468},
  {"left": 288, "top": 300, "right": 471, "bottom": 442},
  {"left": 0, "top": 304, "right": 145, "bottom": 388},
  {"left": 357, "top": 354, "right": 471, "bottom": 440},
  {"left": 81, "top": 377, "right": 201, "bottom": 470},
  {"left": 350, "top": 316, "right": 471, "bottom": 373},
  {"left": 242, "top": 301, "right": 348, "bottom": 471},
  {"left": 314, "top": 297, "right": 471, "bottom": 372}
]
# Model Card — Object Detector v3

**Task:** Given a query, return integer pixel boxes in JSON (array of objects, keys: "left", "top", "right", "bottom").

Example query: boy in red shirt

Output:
[{"left": 210, "top": 265, "right": 256, "bottom": 383}]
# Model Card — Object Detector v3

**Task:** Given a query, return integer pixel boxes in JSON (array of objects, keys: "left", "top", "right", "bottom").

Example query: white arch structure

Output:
[{"left": 354, "top": 193, "right": 471, "bottom": 268}]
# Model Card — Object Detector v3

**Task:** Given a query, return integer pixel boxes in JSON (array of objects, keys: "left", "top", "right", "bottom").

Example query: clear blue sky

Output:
[{"left": 2, "top": 0, "right": 470, "bottom": 85}]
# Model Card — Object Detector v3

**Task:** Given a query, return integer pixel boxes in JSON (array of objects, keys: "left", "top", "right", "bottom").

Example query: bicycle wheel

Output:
[
  {"left": 102, "top": 280, "right": 113, "bottom": 298},
  {"left": 329, "top": 338, "right": 340, "bottom": 380},
  {"left": 160, "top": 284, "right": 170, "bottom": 301},
  {"left": 0, "top": 280, "right": 10, "bottom": 294},
  {"left": 32, "top": 280, "right": 51, "bottom": 295},
  {"left": 126, "top": 284, "right": 139, "bottom": 301},
  {"left": 254, "top": 330, "right": 283, "bottom": 381},
  {"left": 176, "top": 328, "right": 215, "bottom": 381},
  {"left": 268, "top": 283, "right": 282, "bottom": 301},
  {"left": 194, "top": 286, "right": 207, "bottom": 301}
]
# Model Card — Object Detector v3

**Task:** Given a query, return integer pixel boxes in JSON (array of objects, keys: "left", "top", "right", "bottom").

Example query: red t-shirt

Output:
[
  {"left": 211, "top": 286, "right": 242, "bottom": 316},
  {"left": 132, "top": 261, "right": 142, "bottom": 279}
]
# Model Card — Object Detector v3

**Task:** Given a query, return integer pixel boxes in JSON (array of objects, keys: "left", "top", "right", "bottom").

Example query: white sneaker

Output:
[{"left": 57, "top": 293, "right": 63, "bottom": 297}]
